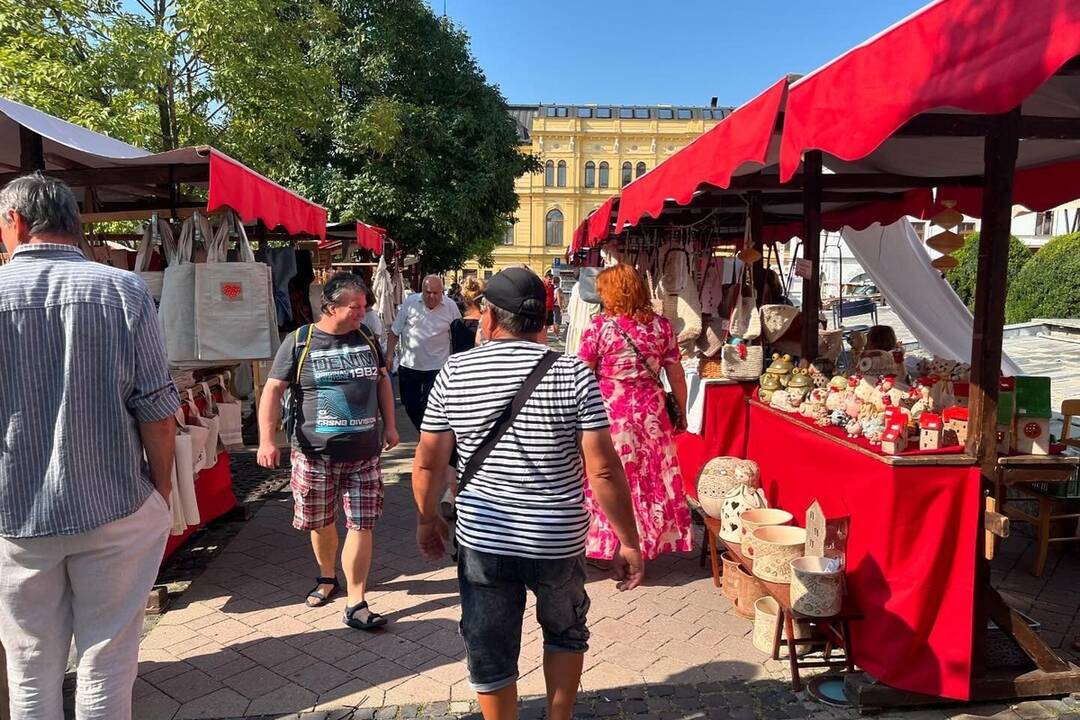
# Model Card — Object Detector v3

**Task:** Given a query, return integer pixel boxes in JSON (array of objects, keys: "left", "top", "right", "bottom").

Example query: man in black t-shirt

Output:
[{"left": 257, "top": 273, "right": 399, "bottom": 630}]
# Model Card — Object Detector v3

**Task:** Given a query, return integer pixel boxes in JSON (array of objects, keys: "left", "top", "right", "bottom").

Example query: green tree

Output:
[
  {"left": 0, "top": 0, "right": 334, "bottom": 171},
  {"left": 280, "top": 0, "right": 539, "bottom": 271},
  {"left": 1005, "top": 232, "right": 1080, "bottom": 323},
  {"left": 944, "top": 231, "right": 1032, "bottom": 311}
]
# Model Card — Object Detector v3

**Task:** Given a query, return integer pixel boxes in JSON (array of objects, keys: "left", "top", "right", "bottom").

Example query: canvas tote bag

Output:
[
  {"left": 172, "top": 411, "right": 200, "bottom": 526},
  {"left": 133, "top": 214, "right": 176, "bottom": 304},
  {"left": 721, "top": 266, "right": 764, "bottom": 381},
  {"left": 193, "top": 215, "right": 278, "bottom": 361},
  {"left": 187, "top": 387, "right": 220, "bottom": 469},
  {"left": 159, "top": 213, "right": 205, "bottom": 363},
  {"left": 215, "top": 372, "right": 244, "bottom": 449}
]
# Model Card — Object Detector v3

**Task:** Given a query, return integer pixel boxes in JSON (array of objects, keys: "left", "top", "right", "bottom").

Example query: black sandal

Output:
[
  {"left": 305, "top": 576, "right": 340, "bottom": 607},
  {"left": 343, "top": 601, "right": 387, "bottom": 631}
]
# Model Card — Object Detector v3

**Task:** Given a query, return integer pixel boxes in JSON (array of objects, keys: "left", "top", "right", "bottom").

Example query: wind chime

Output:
[{"left": 927, "top": 200, "right": 965, "bottom": 270}]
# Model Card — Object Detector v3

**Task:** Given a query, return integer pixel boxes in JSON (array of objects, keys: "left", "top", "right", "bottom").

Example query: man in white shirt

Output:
[{"left": 387, "top": 274, "right": 461, "bottom": 431}]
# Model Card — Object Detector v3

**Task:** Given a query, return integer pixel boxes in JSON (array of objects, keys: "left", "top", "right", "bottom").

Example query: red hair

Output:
[{"left": 597, "top": 263, "right": 654, "bottom": 324}]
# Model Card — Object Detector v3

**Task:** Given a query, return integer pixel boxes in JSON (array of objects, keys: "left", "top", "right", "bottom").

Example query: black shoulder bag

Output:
[
  {"left": 456, "top": 349, "right": 561, "bottom": 494},
  {"left": 605, "top": 318, "right": 685, "bottom": 430}
]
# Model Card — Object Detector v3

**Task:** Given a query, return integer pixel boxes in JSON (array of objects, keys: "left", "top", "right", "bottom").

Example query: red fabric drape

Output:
[
  {"left": 746, "top": 402, "right": 981, "bottom": 700},
  {"left": 587, "top": 197, "right": 617, "bottom": 247},
  {"left": 615, "top": 79, "right": 788, "bottom": 232},
  {"left": 675, "top": 382, "right": 754, "bottom": 499},
  {"left": 779, "top": 0, "right": 1080, "bottom": 182},
  {"left": 207, "top": 150, "right": 328, "bottom": 239},
  {"left": 357, "top": 222, "right": 387, "bottom": 255}
]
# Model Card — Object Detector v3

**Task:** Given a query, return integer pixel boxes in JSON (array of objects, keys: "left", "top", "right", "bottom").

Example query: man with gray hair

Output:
[
  {"left": 387, "top": 274, "right": 460, "bottom": 431},
  {"left": 0, "top": 173, "right": 178, "bottom": 719}
]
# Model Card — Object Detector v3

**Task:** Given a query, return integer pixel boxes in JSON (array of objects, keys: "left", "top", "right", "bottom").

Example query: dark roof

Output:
[
  {"left": 507, "top": 104, "right": 540, "bottom": 141},
  {"left": 505, "top": 103, "right": 734, "bottom": 141}
]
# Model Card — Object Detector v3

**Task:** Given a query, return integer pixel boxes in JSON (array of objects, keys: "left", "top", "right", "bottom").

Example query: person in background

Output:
[
  {"left": 450, "top": 276, "right": 484, "bottom": 355},
  {"left": 577, "top": 263, "right": 692, "bottom": 565},
  {"left": 865, "top": 324, "right": 898, "bottom": 353},
  {"left": 762, "top": 267, "right": 793, "bottom": 306},
  {"left": 448, "top": 281, "right": 465, "bottom": 315},
  {"left": 544, "top": 273, "right": 557, "bottom": 336},
  {"left": 0, "top": 173, "right": 177, "bottom": 720},
  {"left": 412, "top": 267, "right": 643, "bottom": 720},
  {"left": 363, "top": 286, "right": 387, "bottom": 356},
  {"left": 552, "top": 275, "right": 564, "bottom": 337},
  {"left": 258, "top": 273, "right": 399, "bottom": 630},
  {"left": 387, "top": 275, "right": 461, "bottom": 432}
]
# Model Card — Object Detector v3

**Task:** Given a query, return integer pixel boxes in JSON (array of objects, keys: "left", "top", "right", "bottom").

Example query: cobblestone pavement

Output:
[{"left": 127, "top": 394, "right": 1080, "bottom": 720}]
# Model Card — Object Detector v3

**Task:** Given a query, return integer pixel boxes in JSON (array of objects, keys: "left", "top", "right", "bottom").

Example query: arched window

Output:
[
  {"left": 636, "top": 162, "right": 647, "bottom": 178},
  {"left": 584, "top": 161, "right": 595, "bottom": 188},
  {"left": 621, "top": 161, "right": 632, "bottom": 187},
  {"left": 598, "top": 161, "right": 610, "bottom": 188},
  {"left": 557, "top": 160, "right": 567, "bottom": 187},
  {"left": 544, "top": 160, "right": 554, "bottom": 187},
  {"left": 545, "top": 209, "right": 564, "bottom": 246}
]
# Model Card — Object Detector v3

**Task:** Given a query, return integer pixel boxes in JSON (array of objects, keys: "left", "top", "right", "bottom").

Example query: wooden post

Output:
[
  {"left": 748, "top": 191, "right": 766, "bottom": 300},
  {"left": 19, "top": 127, "right": 45, "bottom": 171},
  {"left": 967, "top": 108, "right": 1021, "bottom": 677},
  {"left": 801, "top": 151, "right": 823, "bottom": 360}
]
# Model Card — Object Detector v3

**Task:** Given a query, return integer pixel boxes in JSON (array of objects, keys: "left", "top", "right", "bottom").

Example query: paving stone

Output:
[
  {"left": 174, "top": 687, "right": 251, "bottom": 719},
  {"left": 246, "top": 682, "right": 319, "bottom": 716},
  {"left": 374, "top": 707, "right": 398, "bottom": 720},
  {"left": 153, "top": 667, "right": 225, "bottom": 704}
]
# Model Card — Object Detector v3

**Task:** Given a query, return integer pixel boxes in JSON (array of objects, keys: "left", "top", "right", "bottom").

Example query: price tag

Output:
[{"left": 795, "top": 258, "right": 813, "bottom": 279}]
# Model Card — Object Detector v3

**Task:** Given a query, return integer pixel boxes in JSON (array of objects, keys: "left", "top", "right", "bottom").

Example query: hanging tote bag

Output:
[
  {"left": 760, "top": 304, "right": 800, "bottom": 344},
  {"left": 722, "top": 266, "right": 764, "bottom": 381},
  {"left": 133, "top": 214, "right": 176, "bottom": 304},
  {"left": 158, "top": 213, "right": 205, "bottom": 363},
  {"left": 215, "top": 373, "right": 244, "bottom": 449},
  {"left": 179, "top": 402, "right": 210, "bottom": 473},
  {"left": 727, "top": 266, "right": 761, "bottom": 341},
  {"left": 187, "top": 388, "right": 220, "bottom": 470},
  {"left": 193, "top": 215, "right": 279, "bottom": 361},
  {"left": 173, "top": 413, "right": 200, "bottom": 527}
]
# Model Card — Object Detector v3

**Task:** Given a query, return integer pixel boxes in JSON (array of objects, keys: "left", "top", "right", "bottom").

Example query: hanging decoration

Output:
[{"left": 928, "top": 200, "right": 965, "bottom": 270}]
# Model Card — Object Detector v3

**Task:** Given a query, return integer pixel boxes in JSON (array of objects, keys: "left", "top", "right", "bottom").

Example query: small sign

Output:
[
  {"left": 795, "top": 258, "right": 813, "bottom": 279},
  {"left": 553, "top": 258, "right": 561, "bottom": 266}
]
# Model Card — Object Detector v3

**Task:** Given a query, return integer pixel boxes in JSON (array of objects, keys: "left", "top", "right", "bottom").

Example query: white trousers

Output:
[{"left": 0, "top": 491, "right": 170, "bottom": 720}]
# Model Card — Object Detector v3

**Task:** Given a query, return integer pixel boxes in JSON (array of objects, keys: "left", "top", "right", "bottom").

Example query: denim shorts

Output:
[{"left": 457, "top": 546, "right": 590, "bottom": 693}]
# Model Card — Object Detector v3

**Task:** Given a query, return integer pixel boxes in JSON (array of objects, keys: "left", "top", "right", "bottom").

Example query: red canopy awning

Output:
[
  {"left": 207, "top": 151, "right": 327, "bottom": 239},
  {"left": 779, "top": 0, "right": 1080, "bottom": 183},
  {"left": 356, "top": 221, "right": 387, "bottom": 255},
  {"left": 615, "top": 78, "right": 787, "bottom": 232}
]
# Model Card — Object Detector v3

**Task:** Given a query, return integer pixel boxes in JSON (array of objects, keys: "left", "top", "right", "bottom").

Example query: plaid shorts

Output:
[{"left": 289, "top": 450, "right": 384, "bottom": 531}]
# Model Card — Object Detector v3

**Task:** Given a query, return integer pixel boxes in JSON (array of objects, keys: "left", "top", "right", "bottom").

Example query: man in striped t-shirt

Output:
[{"left": 413, "top": 267, "right": 642, "bottom": 720}]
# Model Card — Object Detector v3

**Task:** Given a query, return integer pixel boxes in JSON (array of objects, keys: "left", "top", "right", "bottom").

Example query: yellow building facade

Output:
[{"left": 462, "top": 104, "right": 727, "bottom": 278}]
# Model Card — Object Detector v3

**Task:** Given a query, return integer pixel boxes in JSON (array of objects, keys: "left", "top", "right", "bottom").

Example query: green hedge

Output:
[
  {"left": 944, "top": 232, "right": 1032, "bottom": 311},
  {"left": 1005, "top": 232, "right": 1080, "bottom": 323}
]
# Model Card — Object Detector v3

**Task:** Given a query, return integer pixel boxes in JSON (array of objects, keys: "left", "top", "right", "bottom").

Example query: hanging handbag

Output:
[
  {"left": 760, "top": 304, "right": 800, "bottom": 343},
  {"left": 577, "top": 267, "right": 602, "bottom": 304},
  {"left": 215, "top": 372, "right": 244, "bottom": 449},
  {"left": 727, "top": 265, "right": 761, "bottom": 341},
  {"left": 187, "top": 387, "right": 221, "bottom": 470},
  {"left": 158, "top": 213, "right": 204, "bottom": 364},
  {"left": 172, "top": 412, "right": 199, "bottom": 527},
  {"left": 605, "top": 318, "right": 685, "bottom": 430}
]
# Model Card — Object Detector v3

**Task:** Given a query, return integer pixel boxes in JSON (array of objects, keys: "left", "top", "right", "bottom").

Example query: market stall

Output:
[
  {"left": 0, "top": 97, "right": 329, "bottom": 560},
  {"left": 571, "top": 0, "right": 1080, "bottom": 706}
]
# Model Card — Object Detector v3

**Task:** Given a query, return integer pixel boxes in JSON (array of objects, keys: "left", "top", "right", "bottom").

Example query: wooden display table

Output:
[{"left": 718, "top": 536, "right": 860, "bottom": 691}]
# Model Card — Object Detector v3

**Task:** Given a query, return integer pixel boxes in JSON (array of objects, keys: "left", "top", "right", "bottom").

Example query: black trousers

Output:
[{"left": 399, "top": 366, "right": 441, "bottom": 432}]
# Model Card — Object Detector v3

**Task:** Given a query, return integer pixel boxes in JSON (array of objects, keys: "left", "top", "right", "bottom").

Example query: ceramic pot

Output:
[
  {"left": 751, "top": 526, "right": 807, "bottom": 583},
  {"left": 717, "top": 485, "right": 768, "bottom": 543},
  {"left": 739, "top": 508, "right": 794, "bottom": 558},
  {"left": 790, "top": 556, "right": 843, "bottom": 617},
  {"left": 735, "top": 564, "right": 765, "bottom": 619},
  {"left": 720, "top": 551, "right": 740, "bottom": 600},
  {"left": 752, "top": 596, "right": 812, "bottom": 656},
  {"left": 696, "top": 458, "right": 760, "bottom": 520}
]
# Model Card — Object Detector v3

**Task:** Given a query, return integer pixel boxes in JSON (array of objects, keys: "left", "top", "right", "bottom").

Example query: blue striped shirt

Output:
[{"left": 0, "top": 243, "right": 180, "bottom": 538}]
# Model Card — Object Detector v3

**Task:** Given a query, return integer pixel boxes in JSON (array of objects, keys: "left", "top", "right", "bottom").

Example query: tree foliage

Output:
[
  {"left": 1005, "top": 232, "right": 1080, "bottom": 323},
  {"left": 279, "top": 0, "right": 539, "bottom": 271},
  {"left": 944, "top": 231, "right": 1032, "bottom": 311},
  {"left": 0, "top": 0, "right": 535, "bottom": 271},
  {"left": 0, "top": 0, "right": 334, "bottom": 169}
]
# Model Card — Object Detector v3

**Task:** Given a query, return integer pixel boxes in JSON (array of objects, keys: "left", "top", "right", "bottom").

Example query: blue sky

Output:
[{"left": 429, "top": 0, "right": 929, "bottom": 108}]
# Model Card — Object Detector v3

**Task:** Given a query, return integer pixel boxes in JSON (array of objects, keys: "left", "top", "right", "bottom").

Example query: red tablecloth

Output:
[
  {"left": 676, "top": 382, "right": 754, "bottom": 499},
  {"left": 162, "top": 450, "right": 237, "bottom": 561},
  {"left": 746, "top": 402, "right": 981, "bottom": 700}
]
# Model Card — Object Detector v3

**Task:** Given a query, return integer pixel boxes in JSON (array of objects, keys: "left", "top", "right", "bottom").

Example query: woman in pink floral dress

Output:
[{"left": 578, "top": 263, "right": 692, "bottom": 562}]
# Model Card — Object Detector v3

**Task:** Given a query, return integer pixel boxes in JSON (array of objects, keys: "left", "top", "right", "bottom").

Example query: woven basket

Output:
[{"left": 700, "top": 355, "right": 725, "bottom": 379}]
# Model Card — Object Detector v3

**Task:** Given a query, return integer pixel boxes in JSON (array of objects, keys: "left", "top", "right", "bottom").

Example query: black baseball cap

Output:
[{"left": 481, "top": 267, "right": 546, "bottom": 321}]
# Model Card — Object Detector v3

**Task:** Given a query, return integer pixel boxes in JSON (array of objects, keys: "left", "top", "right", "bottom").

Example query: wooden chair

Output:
[
  {"left": 1062, "top": 399, "right": 1080, "bottom": 451},
  {"left": 996, "top": 452, "right": 1080, "bottom": 577}
]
